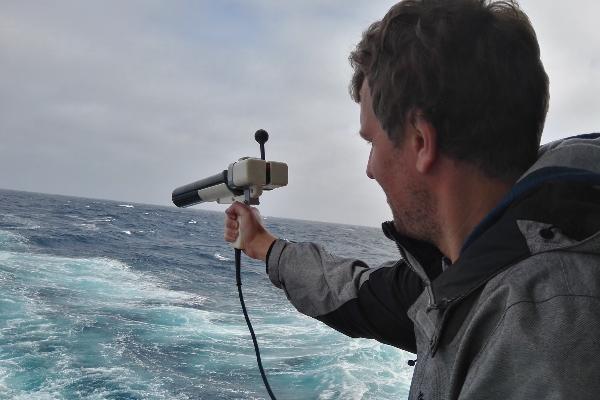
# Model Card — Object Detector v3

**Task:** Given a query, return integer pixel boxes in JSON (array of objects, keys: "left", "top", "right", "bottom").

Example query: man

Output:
[{"left": 225, "top": 0, "right": 600, "bottom": 398}]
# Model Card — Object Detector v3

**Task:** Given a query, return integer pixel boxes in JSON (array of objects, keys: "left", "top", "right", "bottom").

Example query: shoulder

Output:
[
  {"left": 456, "top": 245, "right": 600, "bottom": 347},
  {"left": 462, "top": 257, "right": 600, "bottom": 399},
  {"left": 483, "top": 247, "right": 600, "bottom": 308}
]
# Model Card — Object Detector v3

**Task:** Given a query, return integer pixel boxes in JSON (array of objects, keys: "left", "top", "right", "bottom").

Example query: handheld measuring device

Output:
[{"left": 172, "top": 129, "right": 287, "bottom": 399}]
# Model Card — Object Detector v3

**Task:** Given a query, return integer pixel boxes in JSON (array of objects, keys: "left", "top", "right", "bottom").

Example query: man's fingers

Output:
[
  {"left": 225, "top": 205, "right": 238, "bottom": 218},
  {"left": 225, "top": 218, "right": 238, "bottom": 230},
  {"left": 223, "top": 201, "right": 265, "bottom": 246},
  {"left": 224, "top": 230, "right": 238, "bottom": 242},
  {"left": 225, "top": 201, "right": 251, "bottom": 217},
  {"left": 223, "top": 201, "right": 275, "bottom": 260},
  {"left": 224, "top": 212, "right": 239, "bottom": 243}
]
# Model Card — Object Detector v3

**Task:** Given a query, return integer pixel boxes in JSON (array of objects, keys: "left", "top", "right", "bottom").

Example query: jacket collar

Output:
[
  {"left": 384, "top": 170, "right": 600, "bottom": 355},
  {"left": 382, "top": 134, "right": 600, "bottom": 309}
]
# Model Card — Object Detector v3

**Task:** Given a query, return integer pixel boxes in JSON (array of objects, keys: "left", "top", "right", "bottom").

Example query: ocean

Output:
[{"left": 0, "top": 189, "right": 413, "bottom": 399}]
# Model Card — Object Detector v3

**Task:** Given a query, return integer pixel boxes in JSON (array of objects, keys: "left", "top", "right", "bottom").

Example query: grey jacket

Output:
[{"left": 266, "top": 134, "right": 600, "bottom": 399}]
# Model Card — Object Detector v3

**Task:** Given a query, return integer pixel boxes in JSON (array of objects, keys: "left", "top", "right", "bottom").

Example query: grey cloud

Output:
[{"left": 0, "top": 1, "right": 597, "bottom": 227}]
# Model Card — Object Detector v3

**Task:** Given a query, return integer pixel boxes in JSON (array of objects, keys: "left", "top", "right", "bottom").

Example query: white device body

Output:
[
  {"left": 172, "top": 156, "right": 288, "bottom": 250},
  {"left": 211, "top": 158, "right": 287, "bottom": 250},
  {"left": 195, "top": 158, "right": 287, "bottom": 205}
]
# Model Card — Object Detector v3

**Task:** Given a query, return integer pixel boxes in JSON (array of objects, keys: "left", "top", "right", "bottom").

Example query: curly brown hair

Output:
[{"left": 350, "top": 0, "right": 549, "bottom": 181}]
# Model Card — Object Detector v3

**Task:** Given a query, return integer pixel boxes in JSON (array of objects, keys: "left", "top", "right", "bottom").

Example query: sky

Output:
[{"left": 1, "top": 0, "right": 598, "bottom": 227}]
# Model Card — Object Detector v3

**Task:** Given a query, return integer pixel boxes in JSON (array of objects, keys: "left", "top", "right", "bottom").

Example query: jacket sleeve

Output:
[
  {"left": 459, "top": 295, "right": 600, "bottom": 399},
  {"left": 266, "top": 239, "right": 423, "bottom": 353}
]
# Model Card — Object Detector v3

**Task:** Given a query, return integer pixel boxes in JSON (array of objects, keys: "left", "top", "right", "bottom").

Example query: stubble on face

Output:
[
  {"left": 387, "top": 145, "right": 440, "bottom": 245},
  {"left": 392, "top": 188, "right": 439, "bottom": 244}
]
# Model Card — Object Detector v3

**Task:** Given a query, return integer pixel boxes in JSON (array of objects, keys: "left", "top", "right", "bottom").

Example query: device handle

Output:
[
  {"left": 230, "top": 189, "right": 253, "bottom": 250},
  {"left": 231, "top": 224, "right": 244, "bottom": 249}
]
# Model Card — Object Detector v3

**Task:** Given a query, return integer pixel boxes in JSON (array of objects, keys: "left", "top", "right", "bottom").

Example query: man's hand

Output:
[{"left": 224, "top": 202, "right": 277, "bottom": 261}]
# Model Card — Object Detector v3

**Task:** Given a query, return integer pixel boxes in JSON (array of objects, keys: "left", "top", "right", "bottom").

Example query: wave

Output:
[
  {"left": 0, "top": 229, "right": 29, "bottom": 250},
  {"left": 0, "top": 214, "right": 41, "bottom": 231},
  {"left": 213, "top": 253, "right": 231, "bottom": 262},
  {"left": 75, "top": 222, "right": 99, "bottom": 231},
  {"left": 0, "top": 189, "right": 412, "bottom": 399},
  {"left": 0, "top": 249, "right": 238, "bottom": 397},
  {"left": 86, "top": 217, "right": 114, "bottom": 223}
]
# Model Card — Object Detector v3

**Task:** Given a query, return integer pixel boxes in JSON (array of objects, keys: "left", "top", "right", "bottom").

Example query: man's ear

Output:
[{"left": 410, "top": 110, "right": 438, "bottom": 174}]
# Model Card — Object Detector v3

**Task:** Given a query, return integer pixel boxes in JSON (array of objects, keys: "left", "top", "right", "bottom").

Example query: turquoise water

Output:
[{"left": 0, "top": 189, "right": 413, "bottom": 399}]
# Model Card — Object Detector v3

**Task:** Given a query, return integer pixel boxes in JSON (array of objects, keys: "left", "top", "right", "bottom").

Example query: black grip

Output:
[{"left": 172, "top": 171, "right": 227, "bottom": 207}]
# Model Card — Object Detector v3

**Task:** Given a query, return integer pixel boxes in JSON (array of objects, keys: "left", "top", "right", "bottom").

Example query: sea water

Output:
[{"left": 0, "top": 189, "right": 413, "bottom": 399}]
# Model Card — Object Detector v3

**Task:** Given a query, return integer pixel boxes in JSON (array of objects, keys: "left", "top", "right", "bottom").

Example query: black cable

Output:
[{"left": 235, "top": 248, "right": 277, "bottom": 400}]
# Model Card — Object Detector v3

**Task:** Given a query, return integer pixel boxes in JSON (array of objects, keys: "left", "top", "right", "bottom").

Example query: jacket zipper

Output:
[{"left": 394, "top": 241, "right": 437, "bottom": 309}]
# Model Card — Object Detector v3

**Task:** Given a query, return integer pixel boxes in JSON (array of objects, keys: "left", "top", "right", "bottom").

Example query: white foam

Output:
[
  {"left": 0, "top": 230, "right": 29, "bottom": 249},
  {"left": 182, "top": 294, "right": 208, "bottom": 307},
  {"left": 0, "top": 251, "right": 212, "bottom": 321},
  {"left": 0, "top": 214, "right": 41, "bottom": 231},
  {"left": 88, "top": 217, "right": 114, "bottom": 223},
  {"left": 213, "top": 253, "right": 231, "bottom": 261},
  {"left": 122, "top": 230, "right": 132, "bottom": 235},
  {"left": 0, "top": 228, "right": 413, "bottom": 398},
  {"left": 15, "top": 225, "right": 41, "bottom": 230},
  {"left": 76, "top": 223, "right": 98, "bottom": 231},
  {"left": 118, "top": 204, "right": 134, "bottom": 208},
  {"left": 188, "top": 220, "right": 197, "bottom": 224}
]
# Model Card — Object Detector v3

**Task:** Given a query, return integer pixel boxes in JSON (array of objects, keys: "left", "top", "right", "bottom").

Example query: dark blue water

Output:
[{"left": 0, "top": 189, "right": 413, "bottom": 399}]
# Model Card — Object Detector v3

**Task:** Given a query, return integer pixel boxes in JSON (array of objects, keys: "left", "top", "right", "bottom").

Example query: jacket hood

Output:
[
  {"left": 521, "top": 132, "right": 600, "bottom": 178},
  {"left": 461, "top": 132, "right": 600, "bottom": 251}
]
